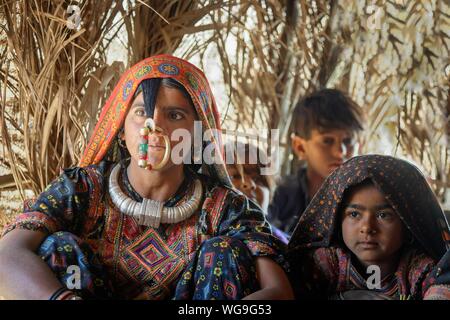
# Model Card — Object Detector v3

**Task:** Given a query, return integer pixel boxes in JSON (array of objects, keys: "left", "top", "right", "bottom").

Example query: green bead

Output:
[{"left": 138, "top": 143, "right": 148, "bottom": 153}]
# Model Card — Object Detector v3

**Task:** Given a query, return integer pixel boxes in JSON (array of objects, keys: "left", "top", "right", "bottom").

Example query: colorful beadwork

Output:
[{"left": 138, "top": 126, "right": 149, "bottom": 169}]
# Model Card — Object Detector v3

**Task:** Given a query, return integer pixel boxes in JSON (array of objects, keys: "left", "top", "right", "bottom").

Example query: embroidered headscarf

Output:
[
  {"left": 288, "top": 154, "right": 450, "bottom": 261},
  {"left": 78, "top": 54, "right": 231, "bottom": 186}
]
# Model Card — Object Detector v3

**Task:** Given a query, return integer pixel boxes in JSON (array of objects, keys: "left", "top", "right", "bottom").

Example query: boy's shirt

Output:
[{"left": 268, "top": 167, "right": 310, "bottom": 236}]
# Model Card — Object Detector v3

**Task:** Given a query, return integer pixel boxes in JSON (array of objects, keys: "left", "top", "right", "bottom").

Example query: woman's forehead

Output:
[
  {"left": 131, "top": 92, "right": 144, "bottom": 105},
  {"left": 156, "top": 86, "right": 194, "bottom": 108}
]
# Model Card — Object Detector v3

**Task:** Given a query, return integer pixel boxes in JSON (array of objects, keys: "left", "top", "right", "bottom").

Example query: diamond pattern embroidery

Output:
[
  {"left": 133, "top": 237, "right": 169, "bottom": 268},
  {"left": 224, "top": 280, "right": 237, "bottom": 299},
  {"left": 121, "top": 228, "right": 186, "bottom": 290}
]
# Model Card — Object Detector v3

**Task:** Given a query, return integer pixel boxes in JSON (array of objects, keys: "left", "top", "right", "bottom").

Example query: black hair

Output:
[
  {"left": 292, "top": 88, "right": 364, "bottom": 139},
  {"left": 139, "top": 78, "right": 195, "bottom": 117}
]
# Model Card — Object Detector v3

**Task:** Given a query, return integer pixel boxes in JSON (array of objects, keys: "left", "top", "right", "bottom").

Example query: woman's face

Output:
[
  {"left": 341, "top": 182, "right": 405, "bottom": 268},
  {"left": 227, "top": 163, "right": 270, "bottom": 212},
  {"left": 123, "top": 85, "right": 197, "bottom": 171}
]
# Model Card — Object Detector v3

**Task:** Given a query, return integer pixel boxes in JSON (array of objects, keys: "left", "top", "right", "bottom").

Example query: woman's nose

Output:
[
  {"left": 152, "top": 112, "right": 162, "bottom": 125},
  {"left": 150, "top": 111, "right": 168, "bottom": 133}
]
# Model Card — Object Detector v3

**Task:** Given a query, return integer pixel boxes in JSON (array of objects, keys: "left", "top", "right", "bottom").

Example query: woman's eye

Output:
[
  {"left": 169, "top": 111, "right": 184, "bottom": 120},
  {"left": 134, "top": 108, "right": 145, "bottom": 117}
]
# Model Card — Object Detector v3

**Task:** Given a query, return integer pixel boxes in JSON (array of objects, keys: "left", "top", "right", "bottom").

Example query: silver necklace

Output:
[{"left": 108, "top": 163, "right": 203, "bottom": 228}]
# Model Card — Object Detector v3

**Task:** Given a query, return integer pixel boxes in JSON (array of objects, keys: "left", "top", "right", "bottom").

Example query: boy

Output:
[{"left": 268, "top": 88, "right": 364, "bottom": 237}]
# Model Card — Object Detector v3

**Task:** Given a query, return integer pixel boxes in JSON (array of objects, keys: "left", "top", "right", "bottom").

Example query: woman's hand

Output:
[
  {"left": 242, "top": 256, "right": 294, "bottom": 300},
  {"left": 0, "top": 229, "right": 63, "bottom": 299}
]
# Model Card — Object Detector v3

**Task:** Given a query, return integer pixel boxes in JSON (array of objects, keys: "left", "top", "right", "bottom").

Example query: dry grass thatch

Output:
[
  {"left": 0, "top": 0, "right": 223, "bottom": 196},
  {"left": 0, "top": 0, "right": 123, "bottom": 198}
]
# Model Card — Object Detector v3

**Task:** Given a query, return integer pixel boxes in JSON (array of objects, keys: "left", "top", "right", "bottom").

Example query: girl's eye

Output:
[
  {"left": 254, "top": 176, "right": 266, "bottom": 186},
  {"left": 169, "top": 111, "right": 184, "bottom": 120},
  {"left": 232, "top": 174, "right": 241, "bottom": 180},
  {"left": 377, "top": 211, "right": 392, "bottom": 219},
  {"left": 323, "top": 137, "right": 334, "bottom": 145},
  {"left": 346, "top": 210, "right": 360, "bottom": 218},
  {"left": 248, "top": 172, "right": 266, "bottom": 187}
]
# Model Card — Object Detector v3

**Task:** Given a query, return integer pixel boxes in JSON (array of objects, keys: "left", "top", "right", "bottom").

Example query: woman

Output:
[
  {"left": 288, "top": 154, "right": 450, "bottom": 300},
  {"left": 0, "top": 55, "right": 293, "bottom": 300}
]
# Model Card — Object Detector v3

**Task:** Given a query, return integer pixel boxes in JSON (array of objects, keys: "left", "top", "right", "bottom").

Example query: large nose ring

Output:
[{"left": 137, "top": 118, "right": 171, "bottom": 170}]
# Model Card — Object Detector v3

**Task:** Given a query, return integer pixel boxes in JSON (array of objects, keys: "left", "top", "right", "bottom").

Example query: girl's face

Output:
[
  {"left": 123, "top": 86, "right": 197, "bottom": 170},
  {"left": 227, "top": 163, "right": 270, "bottom": 212},
  {"left": 341, "top": 182, "right": 405, "bottom": 268}
]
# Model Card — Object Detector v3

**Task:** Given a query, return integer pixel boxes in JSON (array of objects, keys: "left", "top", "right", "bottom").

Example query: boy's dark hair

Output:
[{"left": 292, "top": 89, "right": 364, "bottom": 139}]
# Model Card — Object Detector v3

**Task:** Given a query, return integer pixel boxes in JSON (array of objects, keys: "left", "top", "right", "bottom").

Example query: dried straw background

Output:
[{"left": 0, "top": 0, "right": 449, "bottom": 229}]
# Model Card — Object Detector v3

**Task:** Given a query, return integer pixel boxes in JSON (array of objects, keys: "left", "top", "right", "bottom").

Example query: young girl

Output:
[
  {"left": 288, "top": 154, "right": 450, "bottom": 300},
  {"left": 225, "top": 142, "right": 289, "bottom": 243}
]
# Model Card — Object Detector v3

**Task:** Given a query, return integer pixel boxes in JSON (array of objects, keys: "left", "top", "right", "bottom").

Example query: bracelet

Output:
[{"left": 48, "top": 287, "right": 68, "bottom": 300}]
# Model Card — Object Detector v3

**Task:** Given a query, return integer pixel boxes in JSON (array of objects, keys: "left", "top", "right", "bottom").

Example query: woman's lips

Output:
[{"left": 148, "top": 145, "right": 165, "bottom": 149}]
